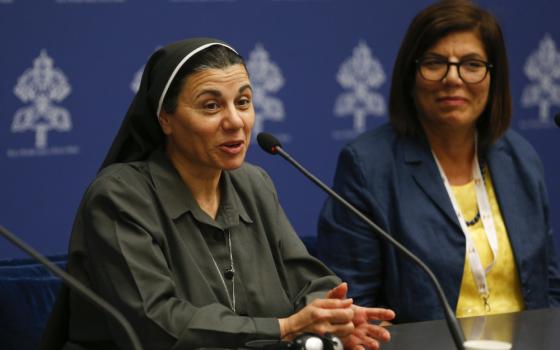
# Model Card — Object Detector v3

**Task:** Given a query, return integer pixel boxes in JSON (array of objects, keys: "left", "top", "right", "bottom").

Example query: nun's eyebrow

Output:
[
  {"left": 195, "top": 84, "right": 252, "bottom": 99},
  {"left": 239, "top": 84, "right": 253, "bottom": 94},
  {"left": 195, "top": 89, "right": 221, "bottom": 99}
]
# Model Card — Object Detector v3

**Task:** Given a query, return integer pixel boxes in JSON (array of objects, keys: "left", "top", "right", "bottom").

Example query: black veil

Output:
[{"left": 100, "top": 38, "right": 236, "bottom": 169}]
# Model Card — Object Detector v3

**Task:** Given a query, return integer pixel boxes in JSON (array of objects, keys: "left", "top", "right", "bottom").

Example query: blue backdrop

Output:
[{"left": 1, "top": 0, "right": 559, "bottom": 259}]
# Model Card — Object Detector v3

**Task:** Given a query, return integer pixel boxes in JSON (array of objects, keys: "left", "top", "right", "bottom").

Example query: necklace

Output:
[
  {"left": 465, "top": 160, "right": 486, "bottom": 227},
  {"left": 465, "top": 211, "right": 481, "bottom": 227},
  {"left": 209, "top": 229, "right": 235, "bottom": 312}
]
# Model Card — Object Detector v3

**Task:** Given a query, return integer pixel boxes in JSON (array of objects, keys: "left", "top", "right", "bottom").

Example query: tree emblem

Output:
[
  {"left": 130, "top": 65, "right": 143, "bottom": 93},
  {"left": 333, "top": 41, "right": 386, "bottom": 137},
  {"left": 12, "top": 50, "right": 72, "bottom": 149},
  {"left": 246, "top": 43, "right": 285, "bottom": 138},
  {"left": 521, "top": 34, "right": 560, "bottom": 124},
  {"left": 131, "top": 47, "right": 161, "bottom": 94}
]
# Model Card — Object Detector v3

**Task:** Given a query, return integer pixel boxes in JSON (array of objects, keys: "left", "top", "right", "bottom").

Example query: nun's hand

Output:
[{"left": 278, "top": 298, "right": 354, "bottom": 341}]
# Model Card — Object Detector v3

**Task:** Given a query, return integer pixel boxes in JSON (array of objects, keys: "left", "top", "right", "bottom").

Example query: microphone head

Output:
[
  {"left": 292, "top": 334, "right": 324, "bottom": 350},
  {"left": 257, "top": 132, "right": 282, "bottom": 155},
  {"left": 555, "top": 113, "right": 560, "bottom": 127}
]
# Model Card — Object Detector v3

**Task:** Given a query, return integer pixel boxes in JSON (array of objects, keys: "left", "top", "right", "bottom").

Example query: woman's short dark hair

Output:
[
  {"left": 161, "top": 45, "right": 246, "bottom": 114},
  {"left": 389, "top": 0, "right": 511, "bottom": 148}
]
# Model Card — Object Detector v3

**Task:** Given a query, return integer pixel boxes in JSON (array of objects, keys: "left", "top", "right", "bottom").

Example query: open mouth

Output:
[
  {"left": 219, "top": 140, "right": 244, "bottom": 154},
  {"left": 223, "top": 141, "right": 243, "bottom": 148}
]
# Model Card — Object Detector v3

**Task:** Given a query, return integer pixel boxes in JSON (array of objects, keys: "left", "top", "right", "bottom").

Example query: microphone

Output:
[
  {"left": 0, "top": 226, "right": 143, "bottom": 350},
  {"left": 245, "top": 333, "right": 342, "bottom": 350},
  {"left": 256, "top": 132, "right": 466, "bottom": 350},
  {"left": 555, "top": 113, "right": 560, "bottom": 127}
]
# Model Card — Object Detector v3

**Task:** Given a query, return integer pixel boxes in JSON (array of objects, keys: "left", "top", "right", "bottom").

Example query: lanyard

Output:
[{"left": 432, "top": 142, "right": 498, "bottom": 309}]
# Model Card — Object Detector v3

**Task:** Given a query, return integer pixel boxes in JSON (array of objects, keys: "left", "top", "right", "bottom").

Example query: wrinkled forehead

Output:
[
  {"left": 155, "top": 42, "right": 238, "bottom": 116},
  {"left": 181, "top": 64, "right": 252, "bottom": 98}
]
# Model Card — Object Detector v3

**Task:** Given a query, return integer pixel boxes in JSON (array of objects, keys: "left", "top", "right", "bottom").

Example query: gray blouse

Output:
[{"left": 65, "top": 149, "right": 340, "bottom": 350}]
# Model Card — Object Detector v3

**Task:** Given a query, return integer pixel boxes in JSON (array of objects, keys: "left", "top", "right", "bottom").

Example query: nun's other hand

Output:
[
  {"left": 326, "top": 282, "right": 349, "bottom": 299},
  {"left": 339, "top": 306, "right": 394, "bottom": 350},
  {"left": 279, "top": 298, "right": 354, "bottom": 341},
  {"left": 327, "top": 282, "right": 395, "bottom": 349}
]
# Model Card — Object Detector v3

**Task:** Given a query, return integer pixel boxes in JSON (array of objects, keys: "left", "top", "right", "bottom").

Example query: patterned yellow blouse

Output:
[{"left": 452, "top": 170, "right": 525, "bottom": 318}]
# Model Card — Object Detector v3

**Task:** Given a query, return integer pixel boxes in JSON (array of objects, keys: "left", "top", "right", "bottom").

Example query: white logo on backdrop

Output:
[
  {"left": 130, "top": 66, "right": 143, "bottom": 93},
  {"left": 333, "top": 41, "right": 386, "bottom": 140},
  {"left": 7, "top": 50, "right": 78, "bottom": 158},
  {"left": 131, "top": 46, "right": 161, "bottom": 93},
  {"left": 55, "top": 0, "right": 125, "bottom": 3},
  {"left": 170, "top": 0, "right": 235, "bottom": 2},
  {"left": 246, "top": 43, "right": 290, "bottom": 143},
  {"left": 520, "top": 33, "right": 560, "bottom": 129}
]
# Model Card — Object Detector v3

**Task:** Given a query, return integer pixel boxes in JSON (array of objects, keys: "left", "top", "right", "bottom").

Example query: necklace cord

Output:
[{"left": 208, "top": 229, "right": 235, "bottom": 312}]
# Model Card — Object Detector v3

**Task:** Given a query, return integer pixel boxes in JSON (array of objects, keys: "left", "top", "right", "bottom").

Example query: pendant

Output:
[{"left": 224, "top": 268, "right": 235, "bottom": 280}]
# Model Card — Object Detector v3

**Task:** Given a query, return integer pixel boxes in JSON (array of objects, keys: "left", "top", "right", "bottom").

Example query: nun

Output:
[{"left": 44, "top": 38, "right": 394, "bottom": 350}]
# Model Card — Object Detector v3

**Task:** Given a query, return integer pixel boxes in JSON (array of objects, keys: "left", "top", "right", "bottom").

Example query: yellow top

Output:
[{"left": 452, "top": 172, "right": 525, "bottom": 319}]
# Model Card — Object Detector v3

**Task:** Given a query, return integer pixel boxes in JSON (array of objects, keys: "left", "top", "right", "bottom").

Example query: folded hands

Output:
[{"left": 279, "top": 283, "right": 395, "bottom": 350}]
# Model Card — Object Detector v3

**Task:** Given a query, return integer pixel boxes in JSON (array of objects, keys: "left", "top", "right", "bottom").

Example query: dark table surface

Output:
[
  {"left": 194, "top": 308, "right": 560, "bottom": 349},
  {"left": 382, "top": 308, "right": 560, "bottom": 350}
]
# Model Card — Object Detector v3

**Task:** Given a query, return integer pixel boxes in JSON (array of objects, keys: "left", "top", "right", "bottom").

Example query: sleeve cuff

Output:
[{"left": 252, "top": 317, "right": 281, "bottom": 339}]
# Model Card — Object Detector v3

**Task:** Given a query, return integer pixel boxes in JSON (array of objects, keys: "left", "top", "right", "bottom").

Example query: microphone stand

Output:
[
  {"left": 0, "top": 226, "right": 143, "bottom": 350},
  {"left": 263, "top": 141, "right": 465, "bottom": 350}
]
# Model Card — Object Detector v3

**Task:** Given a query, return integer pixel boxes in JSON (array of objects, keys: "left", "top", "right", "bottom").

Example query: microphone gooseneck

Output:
[
  {"left": 0, "top": 226, "right": 143, "bottom": 350},
  {"left": 256, "top": 132, "right": 465, "bottom": 350}
]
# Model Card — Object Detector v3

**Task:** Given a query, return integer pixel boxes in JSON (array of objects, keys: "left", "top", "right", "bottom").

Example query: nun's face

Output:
[{"left": 160, "top": 64, "right": 254, "bottom": 174}]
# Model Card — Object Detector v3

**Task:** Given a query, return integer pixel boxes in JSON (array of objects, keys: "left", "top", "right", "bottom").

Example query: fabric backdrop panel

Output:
[{"left": 1, "top": 0, "right": 558, "bottom": 258}]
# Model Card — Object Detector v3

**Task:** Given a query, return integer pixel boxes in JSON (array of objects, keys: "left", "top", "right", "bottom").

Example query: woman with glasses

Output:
[{"left": 317, "top": 0, "right": 560, "bottom": 324}]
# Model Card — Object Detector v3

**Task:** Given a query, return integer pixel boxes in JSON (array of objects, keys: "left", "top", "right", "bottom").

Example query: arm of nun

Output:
[{"left": 80, "top": 172, "right": 279, "bottom": 350}]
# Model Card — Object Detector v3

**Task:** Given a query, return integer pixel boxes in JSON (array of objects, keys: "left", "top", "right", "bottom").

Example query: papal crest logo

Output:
[
  {"left": 520, "top": 34, "right": 560, "bottom": 129},
  {"left": 246, "top": 43, "right": 290, "bottom": 143},
  {"left": 55, "top": 0, "right": 125, "bottom": 3},
  {"left": 131, "top": 66, "right": 143, "bottom": 93},
  {"left": 332, "top": 41, "right": 386, "bottom": 140},
  {"left": 131, "top": 46, "right": 161, "bottom": 93},
  {"left": 7, "top": 50, "right": 78, "bottom": 158}
]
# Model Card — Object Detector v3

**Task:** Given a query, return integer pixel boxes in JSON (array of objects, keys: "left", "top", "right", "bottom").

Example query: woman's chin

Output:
[
  {"left": 220, "top": 159, "right": 246, "bottom": 171},
  {"left": 423, "top": 116, "right": 478, "bottom": 132}
]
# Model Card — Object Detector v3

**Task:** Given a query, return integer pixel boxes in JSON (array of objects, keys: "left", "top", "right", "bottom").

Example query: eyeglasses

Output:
[{"left": 415, "top": 57, "right": 493, "bottom": 84}]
